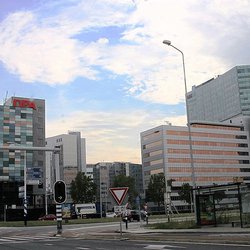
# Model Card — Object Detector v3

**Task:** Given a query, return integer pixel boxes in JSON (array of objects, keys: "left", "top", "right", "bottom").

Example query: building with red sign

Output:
[{"left": 0, "top": 96, "right": 46, "bottom": 213}]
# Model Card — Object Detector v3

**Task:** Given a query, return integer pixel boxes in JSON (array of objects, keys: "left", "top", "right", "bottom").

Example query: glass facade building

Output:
[
  {"left": 0, "top": 97, "right": 45, "bottom": 209},
  {"left": 187, "top": 65, "right": 250, "bottom": 122}
]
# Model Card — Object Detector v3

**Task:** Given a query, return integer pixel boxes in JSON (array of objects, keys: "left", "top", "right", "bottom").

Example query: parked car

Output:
[
  {"left": 38, "top": 214, "right": 56, "bottom": 221},
  {"left": 122, "top": 210, "right": 149, "bottom": 222},
  {"left": 122, "top": 210, "right": 140, "bottom": 222},
  {"left": 130, "top": 210, "right": 140, "bottom": 221}
]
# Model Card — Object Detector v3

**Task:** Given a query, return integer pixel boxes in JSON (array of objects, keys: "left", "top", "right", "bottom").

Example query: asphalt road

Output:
[
  {"left": 1, "top": 219, "right": 250, "bottom": 248},
  {"left": 0, "top": 238, "right": 249, "bottom": 250}
]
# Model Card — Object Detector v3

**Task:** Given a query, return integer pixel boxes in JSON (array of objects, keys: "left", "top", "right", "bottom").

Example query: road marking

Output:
[
  {"left": 144, "top": 246, "right": 165, "bottom": 249},
  {"left": 67, "top": 224, "right": 119, "bottom": 231},
  {"left": 0, "top": 238, "right": 15, "bottom": 241},
  {"left": 75, "top": 247, "right": 90, "bottom": 250},
  {"left": 143, "top": 244, "right": 186, "bottom": 249},
  {"left": 0, "top": 235, "right": 62, "bottom": 244},
  {"left": 166, "top": 240, "right": 250, "bottom": 248},
  {"left": 1, "top": 237, "right": 29, "bottom": 241}
]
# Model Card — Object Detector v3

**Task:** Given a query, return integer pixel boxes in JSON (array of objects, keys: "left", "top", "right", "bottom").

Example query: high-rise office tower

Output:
[
  {"left": 187, "top": 65, "right": 250, "bottom": 126},
  {"left": 0, "top": 96, "right": 45, "bottom": 208}
]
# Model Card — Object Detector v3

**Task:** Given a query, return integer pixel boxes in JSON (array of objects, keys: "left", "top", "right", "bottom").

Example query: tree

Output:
[
  {"left": 70, "top": 172, "right": 97, "bottom": 203},
  {"left": 146, "top": 173, "right": 165, "bottom": 210},
  {"left": 113, "top": 174, "right": 136, "bottom": 205},
  {"left": 178, "top": 183, "right": 192, "bottom": 204}
]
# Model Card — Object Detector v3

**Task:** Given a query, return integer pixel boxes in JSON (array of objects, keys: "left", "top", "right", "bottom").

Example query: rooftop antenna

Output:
[
  {"left": 3, "top": 91, "right": 8, "bottom": 105},
  {"left": 165, "top": 120, "right": 172, "bottom": 126}
]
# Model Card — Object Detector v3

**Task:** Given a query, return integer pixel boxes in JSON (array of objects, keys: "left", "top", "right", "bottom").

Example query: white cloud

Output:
[
  {"left": 0, "top": 0, "right": 250, "bottom": 104},
  {"left": 46, "top": 109, "right": 186, "bottom": 163}
]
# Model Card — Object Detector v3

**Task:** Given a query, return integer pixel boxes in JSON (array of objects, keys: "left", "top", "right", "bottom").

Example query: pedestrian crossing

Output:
[{"left": 0, "top": 234, "right": 62, "bottom": 244}]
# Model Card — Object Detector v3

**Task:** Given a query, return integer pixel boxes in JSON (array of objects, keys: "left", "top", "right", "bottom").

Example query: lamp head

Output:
[{"left": 163, "top": 40, "right": 171, "bottom": 46}]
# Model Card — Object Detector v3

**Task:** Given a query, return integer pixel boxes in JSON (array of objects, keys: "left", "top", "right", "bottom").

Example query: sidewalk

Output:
[{"left": 126, "top": 224, "right": 250, "bottom": 234}]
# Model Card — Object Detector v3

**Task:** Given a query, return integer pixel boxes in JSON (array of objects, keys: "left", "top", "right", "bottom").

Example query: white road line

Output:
[
  {"left": 1, "top": 237, "right": 29, "bottom": 241},
  {"left": 75, "top": 247, "right": 90, "bottom": 250},
  {"left": 143, "top": 244, "right": 186, "bottom": 249},
  {"left": 0, "top": 235, "right": 61, "bottom": 243},
  {"left": 144, "top": 245, "right": 169, "bottom": 249},
  {"left": 67, "top": 224, "right": 118, "bottom": 231},
  {"left": 166, "top": 240, "right": 250, "bottom": 248},
  {"left": 0, "top": 238, "right": 15, "bottom": 242}
]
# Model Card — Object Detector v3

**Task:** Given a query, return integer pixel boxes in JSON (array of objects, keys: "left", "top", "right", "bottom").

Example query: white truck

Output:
[{"left": 74, "top": 203, "right": 97, "bottom": 218}]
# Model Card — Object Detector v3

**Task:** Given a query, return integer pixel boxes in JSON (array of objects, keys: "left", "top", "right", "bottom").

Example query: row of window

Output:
[
  {"left": 187, "top": 124, "right": 241, "bottom": 131},
  {"left": 166, "top": 130, "right": 247, "bottom": 139},
  {"left": 167, "top": 139, "right": 248, "bottom": 148},
  {"left": 168, "top": 167, "right": 241, "bottom": 173},
  {"left": 142, "top": 139, "right": 248, "bottom": 149},
  {"left": 174, "top": 176, "right": 233, "bottom": 182},
  {"left": 167, "top": 148, "right": 249, "bottom": 156},
  {"left": 142, "top": 126, "right": 244, "bottom": 142},
  {"left": 168, "top": 158, "right": 249, "bottom": 164},
  {"left": 237, "top": 68, "right": 250, "bottom": 73}
]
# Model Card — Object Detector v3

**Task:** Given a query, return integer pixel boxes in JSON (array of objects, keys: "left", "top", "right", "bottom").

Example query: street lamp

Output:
[{"left": 162, "top": 40, "right": 197, "bottom": 219}]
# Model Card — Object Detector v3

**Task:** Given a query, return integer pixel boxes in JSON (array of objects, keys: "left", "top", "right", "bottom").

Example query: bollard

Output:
[{"left": 125, "top": 216, "right": 128, "bottom": 229}]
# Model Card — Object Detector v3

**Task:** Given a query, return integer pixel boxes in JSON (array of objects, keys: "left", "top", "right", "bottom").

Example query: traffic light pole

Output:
[
  {"left": 54, "top": 180, "right": 66, "bottom": 236},
  {"left": 56, "top": 204, "right": 62, "bottom": 235}
]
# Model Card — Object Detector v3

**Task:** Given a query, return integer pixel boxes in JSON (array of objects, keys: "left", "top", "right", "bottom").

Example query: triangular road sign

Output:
[{"left": 109, "top": 187, "right": 129, "bottom": 206}]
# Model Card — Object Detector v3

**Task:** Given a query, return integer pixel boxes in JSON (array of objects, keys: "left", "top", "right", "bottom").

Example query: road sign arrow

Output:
[{"left": 109, "top": 187, "right": 129, "bottom": 206}]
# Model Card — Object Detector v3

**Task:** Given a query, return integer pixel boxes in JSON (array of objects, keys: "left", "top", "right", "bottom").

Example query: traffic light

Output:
[{"left": 54, "top": 180, "right": 66, "bottom": 204}]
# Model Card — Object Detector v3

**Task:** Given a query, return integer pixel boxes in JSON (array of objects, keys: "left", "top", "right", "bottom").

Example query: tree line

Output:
[{"left": 70, "top": 172, "right": 200, "bottom": 209}]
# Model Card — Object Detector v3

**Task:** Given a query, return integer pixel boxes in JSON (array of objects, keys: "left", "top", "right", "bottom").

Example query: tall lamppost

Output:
[{"left": 162, "top": 40, "right": 197, "bottom": 219}]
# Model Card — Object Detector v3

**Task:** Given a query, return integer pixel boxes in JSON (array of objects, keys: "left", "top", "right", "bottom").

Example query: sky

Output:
[{"left": 1, "top": 0, "right": 250, "bottom": 164}]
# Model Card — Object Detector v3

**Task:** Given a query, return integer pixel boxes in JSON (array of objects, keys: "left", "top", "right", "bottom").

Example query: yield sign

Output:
[{"left": 109, "top": 187, "right": 129, "bottom": 206}]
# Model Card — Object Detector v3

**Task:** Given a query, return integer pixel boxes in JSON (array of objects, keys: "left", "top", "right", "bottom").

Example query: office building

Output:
[
  {"left": 46, "top": 131, "right": 86, "bottom": 202},
  {"left": 0, "top": 96, "right": 45, "bottom": 210},
  {"left": 141, "top": 122, "right": 250, "bottom": 211},
  {"left": 187, "top": 65, "right": 250, "bottom": 124}
]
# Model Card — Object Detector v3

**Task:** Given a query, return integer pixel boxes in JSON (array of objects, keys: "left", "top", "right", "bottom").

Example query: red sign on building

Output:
[{"left": 13, "top": 98, "right": 37, "bottom": 110}]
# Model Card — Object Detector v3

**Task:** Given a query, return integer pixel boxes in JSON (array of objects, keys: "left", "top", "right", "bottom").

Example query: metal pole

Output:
[
  {"left": 120, "top": 213, "right": 123, "bottom": 238},
  {"left": 177, "top": 47, "right": 197, "bottom": 220},
  {"left": 4, "top": 205, "right": 7, "bottom": 222},
  {"left": 100, "top": 170, "right": 102, "bottom": 218},
  {"left": 45, "top": 181, "right": 48, "bottom": 215},
  {"left": 23, "top": 150, "right": 27, "bottom": 226},
  {"left": 163, "top": 41, "right": 197, "bottom": 221},
  {"left": 237, "top": 183, "right": 243, "bottom": 228},
  {"left": 56, "top": 204, "right": 62, "bottom": 235}
]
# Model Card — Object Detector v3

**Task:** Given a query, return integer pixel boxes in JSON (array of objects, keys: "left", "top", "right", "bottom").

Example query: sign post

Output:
[{"left": 109, "top": 187, "right": 129, "bottom": 238}]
